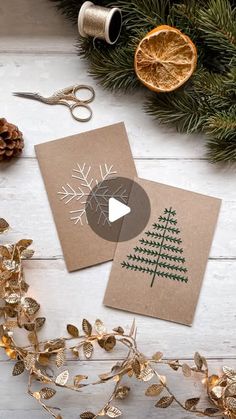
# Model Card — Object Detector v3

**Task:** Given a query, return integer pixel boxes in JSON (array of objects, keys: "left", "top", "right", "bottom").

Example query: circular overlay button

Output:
[{"left": 86, "top": 177, "right": 151, "bottom": 242}]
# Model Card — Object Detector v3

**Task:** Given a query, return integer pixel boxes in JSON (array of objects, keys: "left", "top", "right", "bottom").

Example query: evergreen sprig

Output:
[{"left": 52, "top": 0, "right": 236, "bottom": 163}]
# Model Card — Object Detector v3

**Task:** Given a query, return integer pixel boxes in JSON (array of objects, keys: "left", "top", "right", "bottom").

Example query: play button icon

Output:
[
  {"left": 86, "top": 176, "right": 151, "bottom": 243},
  {"left": 109, "top": 198, "right": 131, "bottom": 223}
]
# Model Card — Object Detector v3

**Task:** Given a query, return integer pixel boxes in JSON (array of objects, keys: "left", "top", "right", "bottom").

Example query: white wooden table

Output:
[{"left": 0, "top": 1, "right": 235, "bottom": 418}]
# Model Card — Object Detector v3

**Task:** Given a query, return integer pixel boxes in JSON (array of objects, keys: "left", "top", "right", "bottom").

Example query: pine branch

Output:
[
  {"left": 159, "top": 252, "right": 185, "bottom": 263},
  {"left": 80, "top": 45, "right": 139, "bottom": 91},
  {"left": 145, "top": 231, "right": 182, "bottom": 244},
  {"left": 134, "top": 246, "right": 186, "bottom": 263},
  {"left": 114, "top": 0, "right": 173, "bottom": 32},
  {"left": 145, "top": 88, "right": 208, "bottom": 134},
  {"left": 139, "top": 239, "right": 183, "bottom": 254},
  {"left": 164, "top": 208, "right": 176, "bottom": 216},
  {"left": 52, "top": 0, "right": 236, "bottom": 163},
  {"left": 206, "top": 108, "right": 236, "bottom": 162},
  {"left": 121, "top": 261, "right": 188, "bottom": 282},
  {"left": 153, "top": 223, "right": 180, "bottom": 234},
  {"left": 127, "top": 254, "right": 188, "bottom": 272},
  {"left": 121, "top": 261, "right": 155, "bottom": 275},
  {"left": 159, "top": 215, "right": 177, "bottom": 225},
  {"left": 127, "top": 254, "right": 157, "bottom": 265},
  {"left": 197, "top": 0, "right": 236, "bottom": 68},
  {"left": 193, "top": 68, "right": 236, "bottom": 109}
]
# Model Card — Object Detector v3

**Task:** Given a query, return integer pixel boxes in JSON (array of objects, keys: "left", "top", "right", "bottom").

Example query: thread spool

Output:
[{"left": 78, "top": 1, "right": 122, "bottom": 45}]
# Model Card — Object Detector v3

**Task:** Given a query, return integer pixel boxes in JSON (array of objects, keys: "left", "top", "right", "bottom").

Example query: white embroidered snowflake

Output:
[{"left": 58, "top": 163, "right": 127, "bottom": 226}]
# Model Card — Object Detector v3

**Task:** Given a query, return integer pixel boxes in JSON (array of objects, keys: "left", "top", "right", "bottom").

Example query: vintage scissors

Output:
[{"left": 13, "top": 84, "right": 95, "bottom": 122}]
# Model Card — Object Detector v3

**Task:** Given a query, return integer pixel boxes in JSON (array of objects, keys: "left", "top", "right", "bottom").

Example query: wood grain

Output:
[
  {"left": 0, "top": 159, "right": 235, "bottom": 258},
  {"left": 0, "top": 0, "right": 235, "bottom": 418},
  {"left": 0, "top": 359, "right": 235, "bottom": 418},
  {"left": 0, "top": 54, "right": 206, "bottom": 159}
]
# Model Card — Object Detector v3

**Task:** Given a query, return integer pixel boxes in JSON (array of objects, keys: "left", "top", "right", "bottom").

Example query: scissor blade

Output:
[{"left": 13, "top": 92, "right": 40, "bottom": 100}]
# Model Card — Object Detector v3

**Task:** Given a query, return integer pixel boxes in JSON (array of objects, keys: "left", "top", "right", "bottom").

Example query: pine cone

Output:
[{"left": 0, "top": 118, "right": 24, "bottom": 161}]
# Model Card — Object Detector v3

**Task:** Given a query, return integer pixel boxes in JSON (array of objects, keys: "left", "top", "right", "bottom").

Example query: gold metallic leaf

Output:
[
  {"left": 115, "top": 385, "right": 130, "bottom": 400},
  {"left": 23, "top": 297, "right": 40, "bottom": 316},
  {"left": 226, "top": 397, "right": 236, "bottom": 412},
  {"left": 16, "top": 239, "right": 33, "bottom": 250},
  {"left": 83, "top": 341, "right": 93, "bottom": 359},
  {"left": 21, "top": 248, "right": 35, "bottom": 259},
  {"left": 38, "top": 353, "right": 50, "bottom": 366},
  {"left": 208, "top": 375, "right": 219, "bottom": 388},
  {"left": 95, "top": 319, "right": 106, "bottom": 335},
  {"left": 223, "top": 366, "right": 236, "bottom": 380},
  {"left": 152, "top": 352, "right": 163, "bottom": 361},
  {"left": 226, "top": 382, "right": 236, "bottom": 396},
  {"left": 5, "top": 347, "right": 16, "bottom": 359},
  {"left": 33, "top": 391, "right": 41, "bottom": 400},
  {"left": 113, "top": 327, "right": 124, "bottom": 335},
  {"left": 24, "top": 353, "right": 36, "bottom": 370},
  {"left": 169, "top": 361, "right": 179, "bottom": 371},
  {"left": 145, "top": 384, "right": 164, "bottom": 397},
  {"left": 1, "top": 335, "right": 11, "bottom": 347},
  {"left": 5, "top": 293, "right": 20, "bottom": 305},
  {"left": 74, "top": 375, "right": 88, "bottom": 387},
  {"left": 82, "top": 319, "right": 92, "bottom": 336},
  {"left": 12, "top": 360, "right": 25, "bottom": 376},
  {"left": 105, "top": 406, "right": 122, "bottom": 418},
  {"left": 0, "top": 245, "right": 11, "bottom": 258},
  {"left": 80, "top": 413, "right": 95, "bottom": 419},
  {"left": 132, "top": 359, "right": 141, "bottom": 377},
  {"left": 104, "top": 335, "right": 116, "bottom": 352},
  {"left": 5, "top": 320, "right": 17, "bottom": 330},
  {"left": 185, "top": 397, "right": 200, "bottom": 410},
  {"left": 56, "top": 348, "right": 65, "bottom": 368},
  {"left": 211, "top": 385, "right": 223, "bottom": 398},
  {"left": 24, "top": 323, "right": 35, "bottom": 332},
  {"left": 35, "top": 317, "right": 46, "bottom": 330},
  {"left": 139, "top": 366, "right": 154, "bottom": 382},
  {"left": 182, "top": 363, "right": 192, "bottom": 377},
  {"left": 194, "top": 352, "right": 203, "bottom": 371},
  {"left": 3, "top": 259, "right": 20, "bottom": 272},
  {"left": 0, "top": 219, "right": 9, "bottom": 234},
  {"left": 28, "top": 332, "right": 38, "bottom": 346},
  {"left": 72, "top": 347, "right": 80, "bottom": 358},
  {"left": 40, "top": 387, "right": 56, "bottom": 400},
  {"left": 56, "top": 370, "right": 69, "bottom": 386},
  {"left": 204, "top": 408, "right": 220, "bottom": 415},
  {"left": 44, "top": 339, "right": 65, "bottom": 352},
  {"left": 67, "top": 324, "right": 79, "bottom": 338},
  {"left": 155, "top": 396, "right": 174, "bottom": 408}
]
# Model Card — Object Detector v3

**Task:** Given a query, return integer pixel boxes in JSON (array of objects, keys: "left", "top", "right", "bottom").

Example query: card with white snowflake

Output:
[
  {"left": 35, "top": 123, "right": 137, "bottom": 271},
  {"left": 104, "top": 178, "right": 221, "bottom": 325}
]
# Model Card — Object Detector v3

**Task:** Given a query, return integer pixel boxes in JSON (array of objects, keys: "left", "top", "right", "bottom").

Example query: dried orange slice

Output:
[{"left": 134, "top": 25, "right": 197, "bottom": 92}]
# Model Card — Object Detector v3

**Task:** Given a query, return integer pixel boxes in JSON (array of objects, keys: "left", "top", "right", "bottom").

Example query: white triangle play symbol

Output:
[{"left": 109, "top": 197, "right": 131, "bottom": 223}]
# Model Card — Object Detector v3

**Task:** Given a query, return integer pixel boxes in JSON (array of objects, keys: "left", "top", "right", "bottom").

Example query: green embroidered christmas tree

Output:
[{"left": 121, "top": 207, "right": 188, "bottom": 287}]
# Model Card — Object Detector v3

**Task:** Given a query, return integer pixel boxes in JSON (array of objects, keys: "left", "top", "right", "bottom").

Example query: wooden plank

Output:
[
  {"left": 0, "top": 358, "right": 235, "bottom": 418},
  {"left": 0, "top": 259, "right": 234, "bottom": 358},
  {"left": 0, "top": 159, "right": 235, "bottom": 258},
  {"left": 0, "top": 53, "right": 207, "bottom": 159},
  {"left": 0, "top": 0, "right": 76, "bottom": 53}
]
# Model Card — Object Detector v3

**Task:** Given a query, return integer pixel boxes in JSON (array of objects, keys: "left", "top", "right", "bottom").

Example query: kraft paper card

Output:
[
  {"left": 35, "top": 123, "right": 137, "bottom": 271},
  {"left": 104, "top": 178, "right": 221, "bottom": 325}
]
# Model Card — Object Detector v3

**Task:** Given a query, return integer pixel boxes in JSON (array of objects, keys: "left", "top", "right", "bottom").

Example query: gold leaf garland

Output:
[{"left": 0, "top": 220, "right": 236, "bottom": 419}]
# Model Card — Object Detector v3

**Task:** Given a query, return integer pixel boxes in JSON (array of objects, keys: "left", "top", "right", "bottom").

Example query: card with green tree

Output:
[{"left": 104, "top": 178, "right": 221, "bottom": 325}]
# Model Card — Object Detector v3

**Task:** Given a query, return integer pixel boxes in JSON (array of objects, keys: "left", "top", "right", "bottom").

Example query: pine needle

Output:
[{"left": 52, "top": 0, "right": 236, "bottom": 163}]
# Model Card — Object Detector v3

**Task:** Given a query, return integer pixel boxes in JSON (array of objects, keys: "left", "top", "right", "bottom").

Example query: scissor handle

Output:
[
  {"left": 72, "top": 85, "right": 95, "bottom": 104},
  {"left": 70, "top": 102, "right": 93, "bottom": 122}
]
